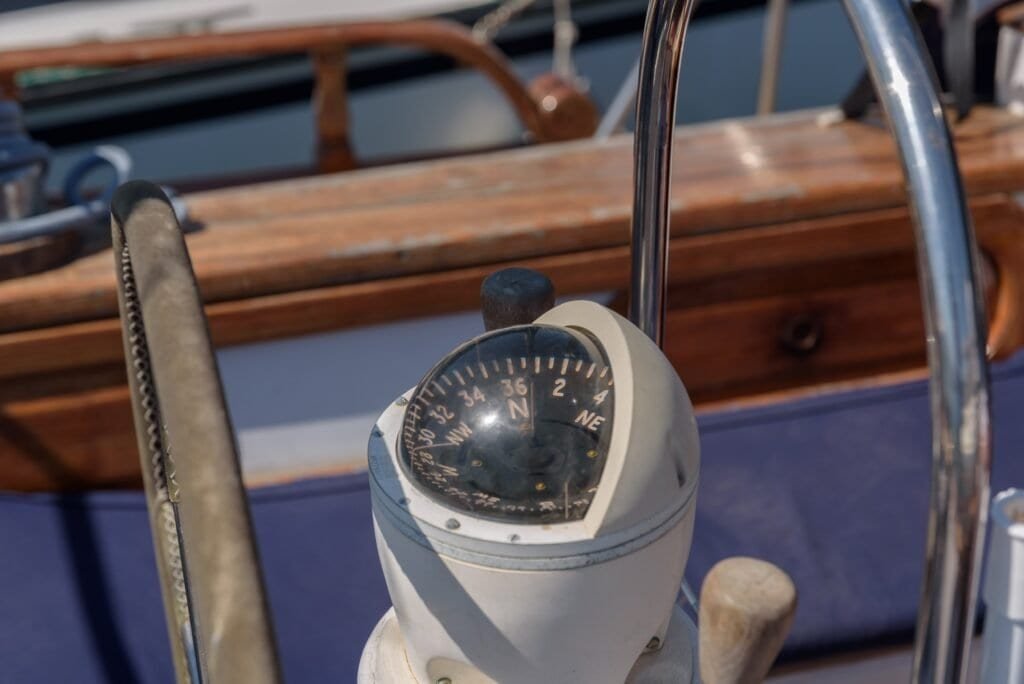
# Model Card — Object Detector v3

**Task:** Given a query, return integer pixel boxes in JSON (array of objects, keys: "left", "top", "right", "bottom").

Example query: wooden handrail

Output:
[{"left": 0, "top": 20, "right": 599, "bottom": 171}]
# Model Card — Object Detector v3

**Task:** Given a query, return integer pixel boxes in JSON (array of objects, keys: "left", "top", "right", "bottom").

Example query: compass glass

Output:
[{"left": 400, "top": 325, "right": 615, "bottom": 523}]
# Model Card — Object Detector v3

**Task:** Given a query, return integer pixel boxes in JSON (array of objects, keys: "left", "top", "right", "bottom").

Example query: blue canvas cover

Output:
[{"left": 3, "top": 356, "right": 1024, "bottom": 682}]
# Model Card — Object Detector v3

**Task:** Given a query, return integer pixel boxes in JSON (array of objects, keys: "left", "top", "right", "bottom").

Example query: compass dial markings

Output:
[{"left": 399, "top": 325, "right": 614, "bottom": 523}]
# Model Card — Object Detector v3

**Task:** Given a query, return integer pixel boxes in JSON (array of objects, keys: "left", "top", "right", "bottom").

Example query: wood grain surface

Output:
[
  {"left": 2, "top": 107, "right": 1022, "bottom": 337},
  {"left": 2, "top": 107, "right": 1024, "bottom": 490}
]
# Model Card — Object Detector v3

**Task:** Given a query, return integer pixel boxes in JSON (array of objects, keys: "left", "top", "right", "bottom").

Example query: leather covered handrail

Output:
[{"left": 112, "top": 181, "right": 282, "bottom": 684}]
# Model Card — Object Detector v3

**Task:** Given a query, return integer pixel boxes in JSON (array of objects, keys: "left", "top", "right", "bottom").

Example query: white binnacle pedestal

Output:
[
  {"left": 357, "top": 604, "right": 698, "bottom": 684},
  {"left": 360, "top": 301, "right": 701, "bottom": 684}
]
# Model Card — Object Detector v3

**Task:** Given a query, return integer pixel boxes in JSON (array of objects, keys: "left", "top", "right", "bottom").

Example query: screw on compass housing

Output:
[{"left": 480, "top": 267, "right": 556, "bottom": 331}]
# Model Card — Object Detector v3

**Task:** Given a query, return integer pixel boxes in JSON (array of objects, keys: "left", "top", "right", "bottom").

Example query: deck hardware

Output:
[{"left": 779, "top": 314, "right": 823, "bottom": 357}]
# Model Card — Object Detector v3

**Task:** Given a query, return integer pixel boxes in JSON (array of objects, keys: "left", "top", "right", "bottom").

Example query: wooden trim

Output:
[
  {"left": 1, "top": 194, "right": 1022, "bottom": 492},
  {"left": 312, "top": 46, "right": 355, "bottom": 173},
  {"left": 0, "top": 20, "right": 572, "bottom": 146},
  {"left": 0, "top": 193, "right": 1019, "bottom": 382},
  {"left": 2, "top": 107, "right": 1024, "bottom": 491},
  {"left": 0, "top": 71, "right": 16, "bottom": 99},
  {"left": 998, "top": 2, "right": 1024, "bottom": 26},
  {"left": 982, "top": 215, "right": 1024, "bottom": 359},
  {"left": 2, "top": 107, "right": 1023, "bottom": 341}
]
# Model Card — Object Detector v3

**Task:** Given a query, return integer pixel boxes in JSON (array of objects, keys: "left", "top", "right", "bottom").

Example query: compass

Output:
[
  {"left": 400, "top": 324, "right": 615, "bottom": 523},
  {"left": 362, "top": 274, "right": 701, "bottom": 684}
]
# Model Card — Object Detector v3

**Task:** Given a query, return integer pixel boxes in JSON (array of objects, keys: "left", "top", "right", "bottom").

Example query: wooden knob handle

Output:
[{"left": 699, "top": 557, "right": 797, "bottom": 684}]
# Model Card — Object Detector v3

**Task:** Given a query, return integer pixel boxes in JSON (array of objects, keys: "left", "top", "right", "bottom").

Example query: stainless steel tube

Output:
[
  {"left": 845, "top": 4, "right": 991, "bottom": 680},
  {"left": 629, "top": 1, "right": 992, "bottom": 682},
  {"left": 629, "top": 0, "right": 697, "bottom": 346}
]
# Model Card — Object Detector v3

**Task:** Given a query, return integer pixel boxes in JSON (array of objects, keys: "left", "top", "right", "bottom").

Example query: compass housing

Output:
[{"left": 365, "top": 300, "right": 700, "bottom": 683}]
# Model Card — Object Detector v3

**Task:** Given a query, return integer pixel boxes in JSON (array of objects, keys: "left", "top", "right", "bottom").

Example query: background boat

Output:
[{"left": 5, "top": 0, "right": 869, "bottom": 184}]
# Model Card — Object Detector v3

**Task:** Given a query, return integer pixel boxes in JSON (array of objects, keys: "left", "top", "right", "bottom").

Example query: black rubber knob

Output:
[{"left": 481, "top": 268, "right": 555, "bottom": 331}]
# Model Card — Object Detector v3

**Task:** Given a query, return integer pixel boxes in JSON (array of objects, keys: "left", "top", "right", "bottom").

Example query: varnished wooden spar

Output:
[{"left": 2, "top": 107, "right": 1024, "bottom": 491}]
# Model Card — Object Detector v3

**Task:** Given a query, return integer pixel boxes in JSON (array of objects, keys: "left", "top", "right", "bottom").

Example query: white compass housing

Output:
[{"left": 363, "top": 300, "right": 700, "bottom": 684}]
